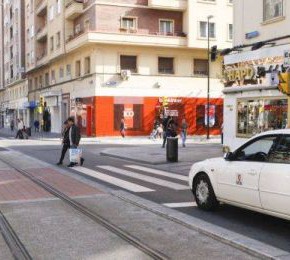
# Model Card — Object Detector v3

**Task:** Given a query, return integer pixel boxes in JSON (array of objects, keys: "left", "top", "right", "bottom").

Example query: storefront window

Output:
[{"left": 237, "top": 98, "right": 288, "bottom": 137}]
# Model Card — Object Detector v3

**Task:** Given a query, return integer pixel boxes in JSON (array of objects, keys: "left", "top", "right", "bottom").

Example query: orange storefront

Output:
[
  {"left": 82, "top": 96, "right": 224, "bottom": 137},
  {"left": 71, "top": 96, "right": 223, "bottom": 137}
]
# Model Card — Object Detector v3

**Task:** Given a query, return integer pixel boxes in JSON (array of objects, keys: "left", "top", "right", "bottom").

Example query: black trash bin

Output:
[
  {"left": 26, "top": 127, "right": 32, "bottom": 137},
  {"left": 166, "top": 137, "right": 178, "bottom": 162}
]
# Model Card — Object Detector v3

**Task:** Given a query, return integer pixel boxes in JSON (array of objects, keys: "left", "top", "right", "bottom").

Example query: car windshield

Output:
[{"left": 235, "top": 136, "right": 278, "bottom": 162}]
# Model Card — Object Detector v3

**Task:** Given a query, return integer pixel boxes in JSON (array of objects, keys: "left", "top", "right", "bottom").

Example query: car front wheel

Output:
[{"left": 193, "top": 173, "right": 218, "bottom": 211}]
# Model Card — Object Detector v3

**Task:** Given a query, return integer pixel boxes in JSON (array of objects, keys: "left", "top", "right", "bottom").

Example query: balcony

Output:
[
  {"left": 148, "top": 0, "right": 187, "bottom": 11},
  {"left": 65, "top": 0, "right": 83, "bottom": 20},
  {"left": 36, "top": 26, "right": 48, "bottom": 42},
  {"left": 36, "top": 51, "right": 48, "bottom": 67},
  {"left": 66, "top": 29, "right": 187, "bottom": 52},
  {"left": 36, "top": 0, "right": 47, "bottom": 16}
]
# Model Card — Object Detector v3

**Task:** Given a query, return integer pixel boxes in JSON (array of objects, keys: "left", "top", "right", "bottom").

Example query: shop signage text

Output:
[{"left": 224, "top": 66, "right": 255, "bottom": 82}]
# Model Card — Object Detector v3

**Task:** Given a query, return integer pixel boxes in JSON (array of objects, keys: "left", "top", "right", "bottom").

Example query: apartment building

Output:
[
  {"left": 223, "top": 0, "right": 290, "bottom": 150},
  {"left": 0, "top": 0, "right": 28, "bottom": 128},
  {"left": 25, "top": 0, "right": 233, "bottom": 136}
]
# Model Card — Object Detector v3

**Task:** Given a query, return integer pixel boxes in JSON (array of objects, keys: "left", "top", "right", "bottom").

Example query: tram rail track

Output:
[{"left": 0, "top": 157, "right": 168, "bottom": 260}]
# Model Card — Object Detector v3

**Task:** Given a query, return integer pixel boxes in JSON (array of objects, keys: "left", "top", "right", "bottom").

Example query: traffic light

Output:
[
  {"left": 278, "top": 72, "right": 290, "bottom": 95},
  {"left": 40, "top": 96, "right": 44, "bottom": 107},
  {"left": 211, "top": 45, "right": 218, "bottom": 62}
]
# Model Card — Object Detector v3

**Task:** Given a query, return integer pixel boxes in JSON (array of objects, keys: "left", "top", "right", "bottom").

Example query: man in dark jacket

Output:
[
  {"left": 57, "top": 121, "right": 70, "bottom": 165},
  {"left": 67, "top": 117, "right": 84, "bottom": 167}
]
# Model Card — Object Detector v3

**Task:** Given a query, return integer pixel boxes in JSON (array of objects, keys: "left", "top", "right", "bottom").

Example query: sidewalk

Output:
[
  {"left": 0, "top": 127, "right": 222, "bottom": 145},
  {"left": 0, "top": 148, "right": 264, "bottom": 259},
  {"left": 101, "top": 143, "right": 223, "bottom": 166}
]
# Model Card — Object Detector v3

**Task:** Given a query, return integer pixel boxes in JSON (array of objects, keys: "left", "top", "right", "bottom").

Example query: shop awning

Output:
[{"left": 223, "top": 85, "right": 278, "bottom": 94}]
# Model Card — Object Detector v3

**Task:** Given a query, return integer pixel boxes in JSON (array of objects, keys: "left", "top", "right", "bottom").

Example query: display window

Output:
[{"left": 237, "top": 98, "right": 288, "bottom": 137}]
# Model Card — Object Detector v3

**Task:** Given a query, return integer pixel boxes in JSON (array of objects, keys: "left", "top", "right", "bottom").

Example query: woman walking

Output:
[
  {"left": 120, "top": 118, "right": 126, "bottom": 138},
  {"left": 57, "top": 121, "right": 70, "bottom": 165},
  {"left": 181, "top": 118, "right": 188, "bottom": 147}
]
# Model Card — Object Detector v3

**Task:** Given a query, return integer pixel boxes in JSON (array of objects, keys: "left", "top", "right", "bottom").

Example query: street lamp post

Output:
[{"left": 207, "top": 15, "right": 213, "bottom": 140}]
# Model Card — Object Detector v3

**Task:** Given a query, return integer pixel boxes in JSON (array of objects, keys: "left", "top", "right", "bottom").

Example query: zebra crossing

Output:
[{"left": 72, "top": 164, "right": 196, "bottom": 209}]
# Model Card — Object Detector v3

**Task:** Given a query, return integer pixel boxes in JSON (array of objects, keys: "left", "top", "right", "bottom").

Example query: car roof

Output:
[{"left": 253, "top": 129, "right": 290, "bottom": 138}]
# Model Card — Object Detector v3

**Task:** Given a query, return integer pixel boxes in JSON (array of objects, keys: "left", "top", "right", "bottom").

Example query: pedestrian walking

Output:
[
  {"left": 162, "top": 116, "right": 172, "bottom": 148},
  {"left": 181, "top": 118, "right": 188, "bottom": 147},
  {"left": 15, "top": 119, "right": 24, "bottom": 139},
  {"left": 57, "top": 121, "right": 70, "bottom": 166},
  {"left": 34, "top": 120, "right": 40, "bottom": 132},
  {"left": 10, "top": 119, "right": 14, "bottom": 132},
  {"left": 67, "top": 117, "right": 84, "bottom": 167},
  {"left": 120, "top": 118, "right": 126, "bottom": 138},
  {"left": 221, "top": 123, "right": 224, "bottom": 144},
  {"left": 156, "top": 124, "right": 163, "bottom": 139}
]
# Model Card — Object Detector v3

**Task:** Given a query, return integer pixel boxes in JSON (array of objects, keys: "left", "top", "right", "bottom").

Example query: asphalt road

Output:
[{"left": 3, "top": 138, "right": 290, "bottom": 254}]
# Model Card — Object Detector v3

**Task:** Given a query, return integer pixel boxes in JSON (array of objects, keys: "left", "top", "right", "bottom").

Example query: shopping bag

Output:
[{"left": 69, "top": 148, "right": 82, "bottom": 163}]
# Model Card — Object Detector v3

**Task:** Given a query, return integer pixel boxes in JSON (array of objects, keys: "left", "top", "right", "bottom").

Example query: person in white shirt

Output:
[{"left": 15, "top": 119, "right": 24, "bottom": 139}]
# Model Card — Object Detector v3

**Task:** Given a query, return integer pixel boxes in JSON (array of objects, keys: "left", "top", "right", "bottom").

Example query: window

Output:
[
  {"left": 10, "top": 65, "right": 13, "bottom": 79},
  {"left": 56, "top": 32, "right": 61, "bottom": 48},
  {"left": 49, "top": 5, "right": 54, "bottom": 21},
  {"left": 84, "top": 57, "right": 91, "bottom": 74},
  {"left": 194, "top": 59, "right": 208, "bottom": 76},
  {"left": 51, "top": 70, "right": 56, "bottom": 84},
  {"left": 235, "top": 136, "right": 278, "bottom": 162},
  {"left": 31, "top": 25, "right": 34, "bottom": 38},
  {"left": 10, "top": 46, "right": 13, "bottom": 59},
  {"left": 158, "top": 57, "right": 174, "bottom": 74},
  {"left": 121, "top": 17, "right": 137, "bottom": 30},
  {"left": 120, "top": 55, "right": 137, "bottom": 73},
  {"left": 268, "top": 136, "right": 290, "bottom": 164},
  {"left": 10, "top": 27, "right": 13, "bottom": 39},
  {"left": 263, "top": 0, "right": 283, "bottom": 21},
  {"left": 237, "top": 98, "right": 288, "bottom": 137},
  {"left": 75, "top": 60, "right": 81, "bottom": 77},
  {"left": 228, "top": 0, "right": 233, "bottom": 3},
  {"left": 84, "top": 19, "right": 90, "bottom": 31},
  {"left": 28, "top": 79, "right": 33, "bottom": 90},
  {"left": 57, "top": 0, "right": 61, "bottom": 14},
  {"left": 228, "top": 24, "right": 233, "bottom": 41},
  {"left": 75, "top": 24, "right": 81, "bottom": 35},
  {"left": 45, "top": 73, "right": 49, "bottom": 86},
  {"left": 199, "top": 21, "right": 216, "bottom": 38},
  {"left": 50, "top": 36, "right": 54, "bottom": 51},
  {"left": 159, "top": 20, "right": 174, "bottom": 35},
  {"left": 59, "top": 67, "right": 64, "bottom": 79},
  {"left": 66, "top": 64, "right": 71, "bottom": 78},
  {"left": 34, "top": 77, "right": 38, "bottom": 89},
  {"left": 39, "top": 75, "right": 43, "bottom": 88}
]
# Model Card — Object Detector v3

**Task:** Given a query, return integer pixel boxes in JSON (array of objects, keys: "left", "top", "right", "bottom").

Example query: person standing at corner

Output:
[
  {"left": 57, "top": 121, "right": 70, "bottom": 166},
  {"left": 181, "top": 117, "right": 188, "bottom": 148},
  {"left": 10, "top": 119, "right": 14, "bottom": 132},
  {"left": 120, "top": 118, "right": 126, "bottom": 138},
  {"left": 162, "top": 116, "right": 172, "bottom": 148},
  {"left": 15, "top": 118, "right": 24, "bottom": 139},
  {"left": 67, "top": 117, "right": 84, "bottom": 167}
]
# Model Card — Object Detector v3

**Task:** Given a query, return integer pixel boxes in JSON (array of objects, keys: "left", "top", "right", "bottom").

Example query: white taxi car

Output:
[{"left": 189, "top": 129, "right": 290, "bottom": 221}]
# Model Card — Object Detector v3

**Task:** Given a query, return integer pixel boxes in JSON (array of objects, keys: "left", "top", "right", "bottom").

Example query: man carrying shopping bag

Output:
[{"left": 67, "top": 117, "right": 84, "bottom": 167}]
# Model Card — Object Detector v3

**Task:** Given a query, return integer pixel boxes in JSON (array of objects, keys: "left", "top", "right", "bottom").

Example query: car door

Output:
[
  {"left": 260, "top": 135, "right": 290, "bottom": 216},
  {"left": 217, "top": 135, "right": 279, "bottom": 208}
]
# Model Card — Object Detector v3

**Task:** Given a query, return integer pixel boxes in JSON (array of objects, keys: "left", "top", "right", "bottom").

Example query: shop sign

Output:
[
  {"left": 164, "top": 109, "right": 179, "bottom": 117},
  {"left": 224, "top": 66, "right": 255, "bottom": 83},
  {"left": 123, "top": 104, "right": 134, "bottom": 129},
  {"left": 158, "top": 97, "right": 182, "bottom": 104}
]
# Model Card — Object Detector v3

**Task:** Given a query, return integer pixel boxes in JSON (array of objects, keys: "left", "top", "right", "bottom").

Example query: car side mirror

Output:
[{"left": 224, "top": 152, "right": 235, "bottom": 161}]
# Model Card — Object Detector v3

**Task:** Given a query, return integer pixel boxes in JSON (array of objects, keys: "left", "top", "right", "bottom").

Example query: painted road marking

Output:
[
  {"left": 125, "top": 165, "right": 188, "bottom": 182},
  {"left": 163, "top": 202, "right": 197, "bottom": 208},
  {"left": 74, "top": 167, "right": 154, "bottom": 193},
  {"left": 98, "top": 166, "right": 188, "bottom": 190}
]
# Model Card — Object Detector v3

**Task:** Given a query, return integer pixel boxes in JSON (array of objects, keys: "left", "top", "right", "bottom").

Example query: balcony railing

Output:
[
  {"left": 65, "top": 0, "right": 83, "bottom": 20},
  {"left": 148, "top": 0, "right": 187, "bottom": 11},
  {"left": 65, "top": 28, "right": 187, "bottom": 52},
  {"left": 36, "top": 25, "right": 48, "bottom": 42},
  {"left": 36, "top": 0, "right": 47, "bottom": 16},
  {"left": 66, "top": 27, "right": 187, "bottom": 43}
]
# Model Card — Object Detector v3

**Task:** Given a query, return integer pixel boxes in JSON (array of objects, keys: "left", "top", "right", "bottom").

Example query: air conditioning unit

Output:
[{"left": 120, "top": 70, "right": 131, "bottom": 80}]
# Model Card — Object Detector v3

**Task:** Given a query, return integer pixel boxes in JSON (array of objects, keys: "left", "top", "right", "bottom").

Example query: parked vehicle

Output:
[{"left": 189, "top": 129, "right": 290, "bottom": 221}]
